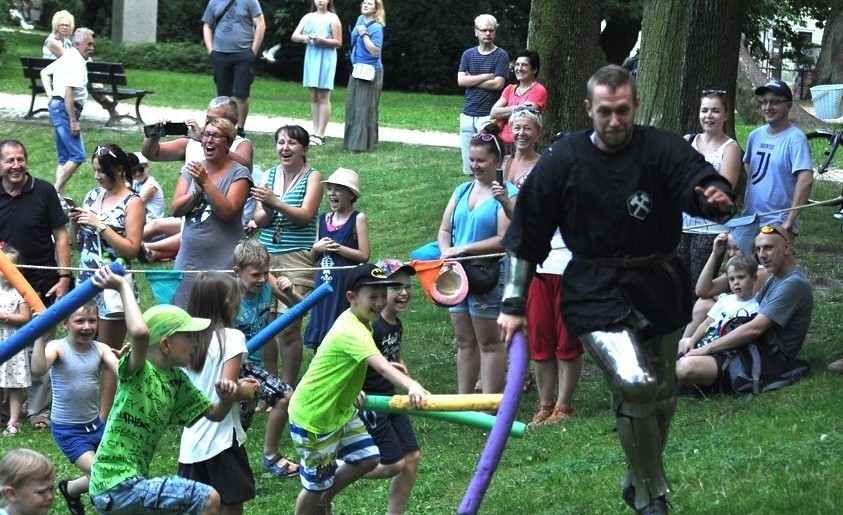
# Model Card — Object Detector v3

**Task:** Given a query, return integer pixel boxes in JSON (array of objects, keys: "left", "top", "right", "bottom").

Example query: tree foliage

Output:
[{"left": 742, "top": 0, "right": 834, "bottom": 66}]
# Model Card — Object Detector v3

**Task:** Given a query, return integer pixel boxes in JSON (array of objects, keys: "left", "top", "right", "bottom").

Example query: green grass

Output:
[{"left": 2, "top": 39, "right": 843, "bottom": 513}]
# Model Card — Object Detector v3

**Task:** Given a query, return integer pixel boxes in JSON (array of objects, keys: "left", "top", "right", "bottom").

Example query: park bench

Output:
[{"left": 20, "top": 56, "right": 154, "bottom": 127}]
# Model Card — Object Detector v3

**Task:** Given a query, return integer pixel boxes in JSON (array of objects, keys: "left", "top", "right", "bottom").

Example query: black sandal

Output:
[{"left": 59, "top": 479, "right": 86, "bottom": 515}]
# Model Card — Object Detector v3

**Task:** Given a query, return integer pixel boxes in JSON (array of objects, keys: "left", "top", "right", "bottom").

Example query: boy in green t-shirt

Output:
[
  {"left": 88, "top": 266, "right": 258, "bottom": 515},
  {"left": 288, "top": 263, "right": 429, "bottom": 515}
]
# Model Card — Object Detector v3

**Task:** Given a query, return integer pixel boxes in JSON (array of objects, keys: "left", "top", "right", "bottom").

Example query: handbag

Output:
[
  {"left": 352, "top": 63, "right": 375, "bottom": 81},
  {"left": 97, "top": 230, "right": 134, "bottom": 320},
  {"left": 460, "top": 256, "right": 500, "bottom": 294}
]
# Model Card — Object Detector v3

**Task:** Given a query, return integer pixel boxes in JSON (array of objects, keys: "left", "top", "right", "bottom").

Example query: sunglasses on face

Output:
[{"left": 701, "top": 88, "right": 727, "bottom": 96}]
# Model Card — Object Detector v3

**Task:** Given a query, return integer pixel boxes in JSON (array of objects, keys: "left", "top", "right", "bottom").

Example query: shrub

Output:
[{"left": 95, "top": 41, "right": 211, "bottom": 74}]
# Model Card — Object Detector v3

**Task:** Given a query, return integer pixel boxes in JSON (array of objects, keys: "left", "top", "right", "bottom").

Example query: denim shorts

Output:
[
  {"left": 48, "top": 98, "right": 85, "bottom": 165},
  {"left": 51, "top": 416, "right": 104, "bottom": 463},
  {"left": 448, "top": 263, "right": 504, "bottom": 319},
  {"left": 90, "top": 475, "right": 212, "bottom": 514},
  {"left": 289, "top": 416, "right": 379, "bottom": 492}
]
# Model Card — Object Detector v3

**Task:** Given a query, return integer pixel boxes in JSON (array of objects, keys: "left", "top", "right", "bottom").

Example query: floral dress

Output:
[{"left": 0, "top": 288, "right": 29, "bottom": 388}]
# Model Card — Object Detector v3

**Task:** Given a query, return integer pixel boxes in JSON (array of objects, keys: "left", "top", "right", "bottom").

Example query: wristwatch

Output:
[{"left": 95, "top": 222, "right": 107, "bottom": 235}]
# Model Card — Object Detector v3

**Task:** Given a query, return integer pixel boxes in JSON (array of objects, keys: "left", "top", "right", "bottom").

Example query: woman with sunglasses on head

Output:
[
  {"left": 495, "top": 109, "right": 584, "bottom": 426},
  {"left": 69, "top": 143, "right": 144, "bottom": 349},
  {"left": 489, "top": 49, "right": 547, "bottom": 152},
  {"left": 170, "top": 117, "right": 253, "bottom": 308},
  {"left": 678, "top": 89, "right": 741, "bottom": 288},
  {"left": 250, "top": 125, "right": 323, "bottom": 386},
  {"left": 438, "top": 124, "right": 517, "bottom": 394}
]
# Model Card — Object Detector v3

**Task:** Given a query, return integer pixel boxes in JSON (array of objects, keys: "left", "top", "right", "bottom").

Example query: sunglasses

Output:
[
  {"left": 95, "top": 146, "right": 118, "bottom": 160},
  {"left": 471, "top": 132, "right": 503, "bottom": 157},
  {"left": 512, "top": 105, "right": 541, "bottom": 116},
  {"left": 760, "top": 225, "right": 790, "bottom": 241},
  {"left": 701, "top": 88, "right": 727, "bottom": 96}
]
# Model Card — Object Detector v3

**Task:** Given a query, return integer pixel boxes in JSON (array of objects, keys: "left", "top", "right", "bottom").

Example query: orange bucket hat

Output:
[{"left": 411, "top": 259, "right": 444, "bottom": 303}]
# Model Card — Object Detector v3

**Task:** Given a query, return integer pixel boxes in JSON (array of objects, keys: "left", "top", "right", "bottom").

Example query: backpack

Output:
[{"left": 719, "top": 344, "right": 810, "bottom": 396}]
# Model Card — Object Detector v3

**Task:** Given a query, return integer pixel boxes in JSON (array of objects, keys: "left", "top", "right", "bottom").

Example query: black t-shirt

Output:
[
  {"left": 503, "top": 126, "right": 735, "bottom": 336},
  {"left": 362, "top": 316, "right": 403, "bottom": 395},
  {"left": 0, "top": 175, "right": 68, "bottom": 286}
]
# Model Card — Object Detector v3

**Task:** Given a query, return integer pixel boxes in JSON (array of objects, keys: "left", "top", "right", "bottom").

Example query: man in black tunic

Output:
[{"left": 498, "top": 65, "right": 735, "bottom": 514}]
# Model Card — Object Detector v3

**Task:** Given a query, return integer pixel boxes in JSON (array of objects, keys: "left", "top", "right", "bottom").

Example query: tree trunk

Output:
[
  {"left": 736, "top": 45, "right": 829, "bottom": 131},
  {"left": 636, "top": 0, "right": 689, "bottom": 132},
  {"left": 815, "top": 0, "right": 843, "bottom": 85},
  {"left": 680, "top": 0, "right": 747, "bottom": 138},
  {"left": 637, "top": 0, "right": 747, "bottom": 137},
  {"left": 528, "top": 0, "right": 602, "bottom": 141}
]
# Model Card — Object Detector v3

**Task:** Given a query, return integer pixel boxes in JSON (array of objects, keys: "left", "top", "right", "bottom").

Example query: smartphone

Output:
[
  {"left": 62, "top": 196, "right": 77, "bottom": 209},
  {"left": 496, "top": 169, "right": 504, "bottom": 185},
  {"left": 161, "top": 122, "right": 189, "bottom": 136}
]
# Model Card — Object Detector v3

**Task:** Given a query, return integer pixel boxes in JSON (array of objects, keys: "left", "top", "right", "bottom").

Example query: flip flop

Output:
[
  {"left": 59, "top": 480, "right": 86, "bottom": 515},
  {"left": 3, "top": 421, "right": 19, "bottom": 437},
  {"left": 261, "top": 454, "right": 300, "bottom": 479}
]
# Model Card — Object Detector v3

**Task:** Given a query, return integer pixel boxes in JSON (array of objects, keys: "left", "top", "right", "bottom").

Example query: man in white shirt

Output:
[{"left": 40, "top": 27, "right": 95, "bottom": 196}]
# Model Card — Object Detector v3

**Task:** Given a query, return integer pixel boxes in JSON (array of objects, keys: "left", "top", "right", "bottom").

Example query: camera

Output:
[
  {"left": 242, "top": 362, "right": 292, "bottom": 404},
  {"left": 142, "top": 122, "right": 189, "bottom": 138}
]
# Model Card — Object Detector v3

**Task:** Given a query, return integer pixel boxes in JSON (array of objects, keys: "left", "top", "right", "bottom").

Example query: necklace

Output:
[{"left": 516, "top": 81, "right": 537, "bottom": 96}]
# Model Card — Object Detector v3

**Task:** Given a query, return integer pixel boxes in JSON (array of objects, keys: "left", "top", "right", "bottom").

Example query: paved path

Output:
[{"left": 0, "top": 92, "right": 461, "bottom": 149}]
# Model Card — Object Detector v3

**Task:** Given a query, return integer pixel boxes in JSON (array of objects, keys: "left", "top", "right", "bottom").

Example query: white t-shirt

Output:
[
  {"left": 132, "top": 175, "right": 165, "bottom": 221},
  {"left": 43, "top": 47, "right": 88, "bottom": 104},
  {"left": 704, "top": 294, "right": 760, "bottom": 339},
  {"left": 536, "top": 230, "right": 572, "bottom": 275},
  {"left": 178, "top": 327, "right": 248, "bottom": 464},
  {"left": 682, "top": 136, "right": 736, "bottom": 234}
]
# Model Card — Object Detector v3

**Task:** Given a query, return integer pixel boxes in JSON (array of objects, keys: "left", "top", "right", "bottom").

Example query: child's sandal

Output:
[{"left": 3, "top": 420, "right": 19, "bottom": 437}]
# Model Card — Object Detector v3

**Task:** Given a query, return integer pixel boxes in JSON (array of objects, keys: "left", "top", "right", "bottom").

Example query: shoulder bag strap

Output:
[{"left": 212, "top": 0, "right": 238, "bottom": 32}]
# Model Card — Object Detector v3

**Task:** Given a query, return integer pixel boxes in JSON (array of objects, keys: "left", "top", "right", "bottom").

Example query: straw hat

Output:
[
  {"left": 322, "top": 168, "right": 361, "bottom": 198},
  {"left": 430, "top": 261, "right": 468, "bottom": 307}
]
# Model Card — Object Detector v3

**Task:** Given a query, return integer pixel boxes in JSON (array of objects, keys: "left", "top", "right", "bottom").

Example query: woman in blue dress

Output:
[{"left": 292, "top": 0, "right": 342, "bottom": 146}]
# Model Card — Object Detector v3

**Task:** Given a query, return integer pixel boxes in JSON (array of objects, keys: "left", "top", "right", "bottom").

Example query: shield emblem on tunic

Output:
[{"left": 627, "top": 191, "right": 652, "bottom": 220}]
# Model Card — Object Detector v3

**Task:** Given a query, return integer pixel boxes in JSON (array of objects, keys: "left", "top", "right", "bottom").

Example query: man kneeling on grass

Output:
[
  {"left": 288, "top": 263, "right": 429, "bottom": 515},
  {"left": 676, "top": 225, "right": 813, "bottom": 394}
]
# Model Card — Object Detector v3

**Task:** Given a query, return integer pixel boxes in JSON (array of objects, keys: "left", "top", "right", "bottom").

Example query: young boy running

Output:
[
  {"left": 358, "top": 259, "right": 422, "bottom": 515},
  {"left": 288, "top": 263, "right": 429, "bottom": 515},
  {"left": 88, "top": 277, "right": 258, "bottom": 514},
  {"left": 232, "top": 240, "right": 301, "bottom": 478}
]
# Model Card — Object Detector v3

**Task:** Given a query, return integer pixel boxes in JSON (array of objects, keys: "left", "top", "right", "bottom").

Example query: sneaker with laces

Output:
[{"left": 828, "top": 358, "right": 843, "bottom": 373}]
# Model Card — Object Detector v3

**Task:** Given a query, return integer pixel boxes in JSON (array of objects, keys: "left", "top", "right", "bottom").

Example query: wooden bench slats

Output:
[{"left": 20, "top": 56, "right": 153, "bottom": 126}]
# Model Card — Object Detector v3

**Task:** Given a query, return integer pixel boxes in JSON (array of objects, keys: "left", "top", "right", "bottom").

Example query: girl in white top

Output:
[
  {"left": 679, "top": 90, "right": 742, "bottom": 286},
  {"left": 178, "top": 272, "right": 255, "bottom": 514}
]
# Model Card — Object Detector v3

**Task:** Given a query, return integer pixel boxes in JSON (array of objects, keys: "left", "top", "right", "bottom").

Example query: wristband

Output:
[{"left": 58, "top": 273, "right": 72, "bottom": 279}]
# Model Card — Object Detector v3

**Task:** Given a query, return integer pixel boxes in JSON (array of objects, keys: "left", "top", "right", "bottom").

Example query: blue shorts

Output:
[
  {"left": 448, "top": 266, "right": 504, "bottom": 319},
  {"left": 289, "top": 416, "right": 379, "bottom": 492},
  {"left": 359, "top": 410, "right": 419, "bottom": 465},
  {"left": 48, "top": 97, "right": 86, "bottom": 165},
  {"left": 211, "top": 49, "right": 255, "bottom": 99},
  {"left": 51, "top": 417, "right": 104, "bottom": 463},
  {"left": 90, "top": 475, "right": 213, "bottom": 514}
]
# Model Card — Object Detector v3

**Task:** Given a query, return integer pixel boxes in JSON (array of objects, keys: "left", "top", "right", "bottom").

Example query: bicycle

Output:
[
  {"left": 805, "top": 128, "right": 843, "bottom": 232},
  {"left": 806, "top": 128, "right": 843, "bottom": 175}
]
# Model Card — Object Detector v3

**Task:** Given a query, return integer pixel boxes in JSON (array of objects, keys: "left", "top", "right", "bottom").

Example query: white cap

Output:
[{"left": 132, "top": 152, "right": 148, "bottom": 165}]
